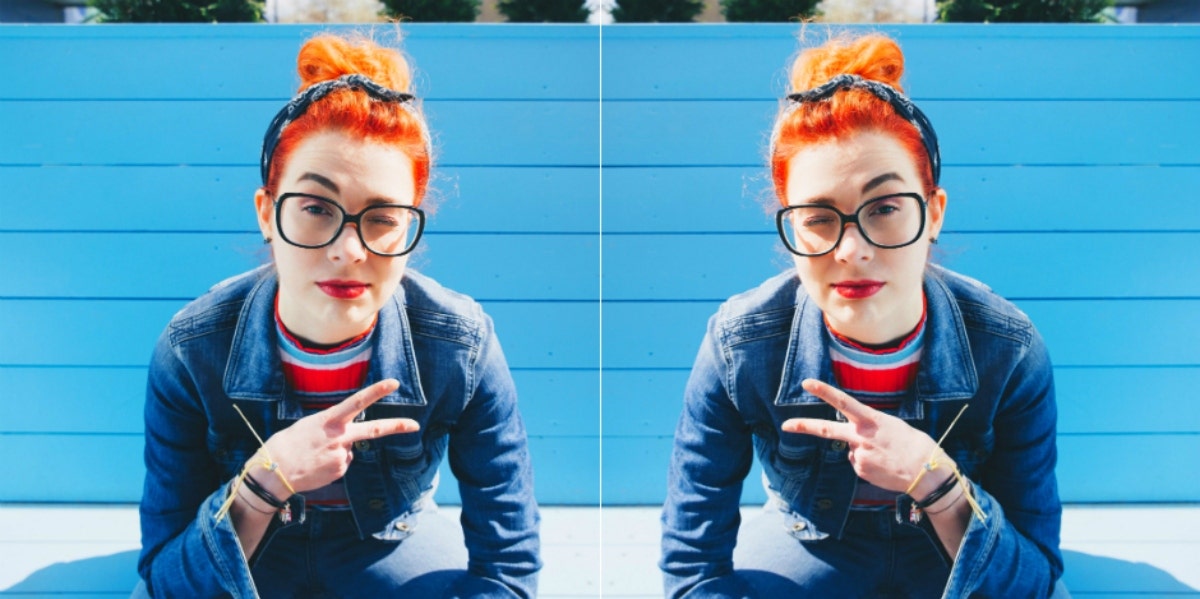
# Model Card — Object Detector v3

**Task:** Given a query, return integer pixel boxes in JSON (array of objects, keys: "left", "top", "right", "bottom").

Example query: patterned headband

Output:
[
  {"left": 260, "top": 73, "right": 430, "bottom": 185},
  {"left": 771, "top": 73, "right": 941, "bottom": 186}
]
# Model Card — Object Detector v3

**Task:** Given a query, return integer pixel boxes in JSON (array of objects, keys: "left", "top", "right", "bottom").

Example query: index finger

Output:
[
  {"left": 801, "top": 378, "right": 876, "bottom": 423},
  {"left": 326, "top": 378, "right": 400, "bottom": 424},
  {"left": 346, "top": 417, "right": 420, "bottom": 442}
]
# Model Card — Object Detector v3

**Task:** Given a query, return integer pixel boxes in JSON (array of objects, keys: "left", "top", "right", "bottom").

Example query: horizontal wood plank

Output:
[
  {"left": 0, "top": 299, "right": 597, "bottom": 368},
  {"left": 600, "top": 24, "right": 1200, "bottom": 101},
  {"left": 601, "top": 232, "right": 1200, "bottom": 300},
  {"left": 601, "top": 166, "right": 1200, "bottom": 233},
  {"left": 2, "top": 165, "right": 599, "bottom": 233},
  {"left": 600, "top": 367, "right": 1200, "bottom": 437},
  {"left": 0, "top": 367, "right": 597, "bottom": 437},
  {"left": 0, "top": 100, "right": 598, "bottom": 167},
  {"left": 602, "top": 100, "right": 1200, "bottom": 167},
  {"left": 601, "top": 300, "right": 1200, "bottom": 369},
  {"left": 599, "top": 434, "right": 1200, "bottom": 504},
  {"left": 0, "top": 434, "right": 598, "bottom": 505},
  {"left": 0, "top": 24, "right": 599, "bottom": 101},
  {"left": 0, "top": 233, "right": 598, "bottom": 300},
  {"left": 604, "top": 300, "right": 1200, "bottom": 369}
]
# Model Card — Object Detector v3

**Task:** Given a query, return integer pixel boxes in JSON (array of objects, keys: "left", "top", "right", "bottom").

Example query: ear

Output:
[
  {"left": 927, "top": 187, "right": 947, "bottom": 242},
  {"left": 254, "top": 188, "right": 274, "bottom": 240}
]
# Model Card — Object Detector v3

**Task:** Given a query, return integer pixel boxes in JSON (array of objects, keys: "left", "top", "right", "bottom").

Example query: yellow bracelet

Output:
[
  {"left": 215, "top": 405, "right": 297, "bottom": 522},
  {"left": 902, "top": 404, "right": 984, "bottom": 523}
]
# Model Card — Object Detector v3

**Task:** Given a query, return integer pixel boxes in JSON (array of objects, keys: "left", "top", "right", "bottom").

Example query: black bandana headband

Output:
[
  {"left": 260, "top": 73, "right": 429, "bottom": 185},
  {"left": 771, "top": 73, "right": 941, "bottom": 186}
]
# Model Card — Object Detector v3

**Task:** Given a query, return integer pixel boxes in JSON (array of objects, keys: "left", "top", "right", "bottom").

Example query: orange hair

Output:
[
  {"left": 265, "top": 34, "right": 431, "bottom": 205},
  {"left": 770, "top": 34, "right": 934, "bottom": 205}
]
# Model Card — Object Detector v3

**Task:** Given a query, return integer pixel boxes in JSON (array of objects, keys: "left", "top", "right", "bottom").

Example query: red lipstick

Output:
[
  {"left": 317, "top": 280, "right": 369, "bottom": 299},
  {"left": 832, "top": 280, "right": 884, "bottom": 299}
]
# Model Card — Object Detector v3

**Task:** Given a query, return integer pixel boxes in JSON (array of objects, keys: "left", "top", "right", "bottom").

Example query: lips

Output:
[
  {"left": 317, "top": 280, "right": 369, "bottom": 299},
  {"left": 832, "top": 280, "right": 884, "bottom": 299}
]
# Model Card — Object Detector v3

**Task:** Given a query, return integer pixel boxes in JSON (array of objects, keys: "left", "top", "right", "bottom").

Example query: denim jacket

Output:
[
  {"left": 661, "top": 265, "right": 1063, "bottom": 598},
  {"left": 138, "top": 266, "right": 540, "bottom": 598}
]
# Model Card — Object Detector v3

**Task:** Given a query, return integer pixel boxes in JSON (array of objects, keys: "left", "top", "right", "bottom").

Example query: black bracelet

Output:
[
  {"left": 914, "top": 472, "right": 958, "bottom": 510},
  {"left": 243, "top": 472, "right": 287, "bottom": 510},
  {"left": 234, "top": 484, "right": 275, "bottom": 514}
]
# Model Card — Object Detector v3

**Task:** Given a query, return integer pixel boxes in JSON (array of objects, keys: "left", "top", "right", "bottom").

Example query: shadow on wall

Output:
[
  {"left": 1060, "top": 550, "right": 1197, "bottom": 594},
  {"left": 1, "top": 549, "right": 1196, "bottom": 594},
  {"left": 3, "top": 550, "right": 139, "bottom": 595}
]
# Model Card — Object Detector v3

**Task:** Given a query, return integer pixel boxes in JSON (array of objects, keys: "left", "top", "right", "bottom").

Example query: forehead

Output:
[
  {"left": 279, "top": 130, "right": 416, "bottom": 202},
  {"left": 784, "top": 130, "right": 921, "bottom": 204}
]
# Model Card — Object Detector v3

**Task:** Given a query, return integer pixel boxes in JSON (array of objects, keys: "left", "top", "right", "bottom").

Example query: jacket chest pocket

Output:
[{"left": 773, "top": 431, "right": 821, "bottom": 479}]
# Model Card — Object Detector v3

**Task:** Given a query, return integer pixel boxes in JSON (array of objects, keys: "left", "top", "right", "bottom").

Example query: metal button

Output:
[
  {"left": 368, "top": 498, "right": 386, "bottom": 510},
  {"left": 791, "top": 521, "right": 807, "bottom": 532},
  {"left": 831, "top": 440, "right": 847, "bottom": 452},
  {"left": 816, "top": 498, "right": 833, "bottom": 510},
  {"left": 395, "top": 521, "right": 409, "bottom": 532},
  {"left": 354, "top": 440, "right": 371, "bottom": 452}
]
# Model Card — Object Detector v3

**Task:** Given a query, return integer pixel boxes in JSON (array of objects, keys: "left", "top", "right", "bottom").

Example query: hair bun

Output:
[
  {"left": 296, "top": 34, "right": 413, "bottom": 93},
  {"left": 789, "top": 34, "right": 906, "bottom": 94}
]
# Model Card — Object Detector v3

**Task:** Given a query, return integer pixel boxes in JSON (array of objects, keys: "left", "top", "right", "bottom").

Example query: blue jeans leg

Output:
[
  {"left": 732, "top": 504, "right": 879, "bottom": 597},
  {"left": 251, "top": 505, "right": 469, "bottom": 598}
]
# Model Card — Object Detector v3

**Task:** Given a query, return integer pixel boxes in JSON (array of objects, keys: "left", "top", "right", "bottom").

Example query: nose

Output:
[
  {"left": 833, "top": 223, "right": 872, "bottom": 262},
  {"left": 326, "top": 223, "right": 368, "bottom": 263}
]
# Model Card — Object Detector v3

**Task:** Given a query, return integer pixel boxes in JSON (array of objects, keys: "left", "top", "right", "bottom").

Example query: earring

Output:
[
  {"left": 930, "top": 237, "right": 938, "bottom": 245},
  {"left": 263, "top": 237, "right": 272, "bottom": 244}
]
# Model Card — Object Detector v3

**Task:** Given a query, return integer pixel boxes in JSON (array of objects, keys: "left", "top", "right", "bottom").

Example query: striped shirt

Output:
[
  {"left": 275, "top": 304, "right": 376, "bottom": 508},
  {"left": 826, "top": 299, "right": 926, "bottom": 509}
]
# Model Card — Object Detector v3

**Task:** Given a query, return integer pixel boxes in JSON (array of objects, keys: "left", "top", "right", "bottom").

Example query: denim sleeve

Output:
[
  {"left": 138, "top": 332, "right": 258, "bottom": 598},
  {"left": 660, "top": 317, "right": 757, "bottom": 599},
  {"left": 446, "top": 316, "right": 541, "bottom": 599},
  {"left": 944, "top": 332, "right": 1064, "bottom": 598}
]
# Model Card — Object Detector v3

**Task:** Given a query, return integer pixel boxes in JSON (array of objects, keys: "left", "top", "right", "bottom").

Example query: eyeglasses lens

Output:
[
  {"left": 278, "top": 195, "right": 421, "bottom": 256},
  {"left": 780, "top": 194, "right": 923, "bottom": 256}
]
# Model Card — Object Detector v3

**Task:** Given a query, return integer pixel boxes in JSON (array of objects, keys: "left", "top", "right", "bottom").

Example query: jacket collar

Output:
[
  {"left": 223, "top": 270, "right": 426, "bottom": 407},
  {"left": 774, "top": 270, "right": 978, "bottom": 419}
]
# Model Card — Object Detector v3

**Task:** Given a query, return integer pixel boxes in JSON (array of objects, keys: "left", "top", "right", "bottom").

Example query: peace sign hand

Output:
[
  {"left": 781, "top": 379, "right": 948, "bottom": 497},
  {"left": 254, "top": 378, "right": 420, "bottom": 498}
]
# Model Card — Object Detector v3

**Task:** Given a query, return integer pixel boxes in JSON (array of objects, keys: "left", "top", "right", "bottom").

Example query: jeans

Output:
[
  {"left": 731, "top": 499, "right": 1073, "bottom": 599},
  {"left": 133, "top": 502, "right": 469, "bottom": 598}
]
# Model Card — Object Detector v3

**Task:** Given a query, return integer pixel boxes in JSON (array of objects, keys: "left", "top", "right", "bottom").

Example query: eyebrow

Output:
[
  {"left": 862, "top": 172, "right": 904, "bottom": 195},
  {"left": 297, "top": 172, "right": 340, "bottom": 194}
]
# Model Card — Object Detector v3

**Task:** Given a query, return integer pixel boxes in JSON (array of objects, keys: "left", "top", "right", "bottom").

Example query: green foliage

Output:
[
  {"left": 89, "top": 0, "right": 263, "bottom": 22},
  {"left": 612, "top": 0, "right": 703, "bottom": 22},
  {"left": 381, "top": 0, "right": 479, "bottom": 21},
  {"left": 720, "top": 0, "right": 818, "bottom": 22},
  {"left": 937, "top": 0, "right": 1112, "bottom": 22},
  {"left": 499, "top": 0, "right": 588, "bottom": 21}
]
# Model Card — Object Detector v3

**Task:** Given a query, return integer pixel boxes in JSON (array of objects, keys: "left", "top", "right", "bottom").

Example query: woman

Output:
[
  {"left": 136, "top": 34, "right": 540, "bottom": 598},
  {"left": 660, "top": 34, "right": 1065, "bottom": 598}
]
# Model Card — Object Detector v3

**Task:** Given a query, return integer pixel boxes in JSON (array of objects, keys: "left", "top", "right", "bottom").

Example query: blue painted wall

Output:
[
  {"left": 1, "top": 24, "right": 1197, "bottom": 507},
  {"left": 0, "top": 24, "right": 601, "bottom": 505},
  {"left": 600, "top": 24, "right": 1200, "bottom": 505}
]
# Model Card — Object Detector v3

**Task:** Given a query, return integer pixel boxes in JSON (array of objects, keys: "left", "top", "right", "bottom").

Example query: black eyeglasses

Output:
[
  {"left": 776, "top": 192, "right": 927, "bottom": 257},
  {"left": 275, "top": 192, "right": 425, "bottom": 257}
]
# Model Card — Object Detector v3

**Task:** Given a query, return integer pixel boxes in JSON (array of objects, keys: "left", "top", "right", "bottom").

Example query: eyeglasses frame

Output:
[
  {"left": 274, "top": 192, "right": 426, "bottom": 257},
  {"left": 775, "top": 192, "right": 928, "bottom": 257}
]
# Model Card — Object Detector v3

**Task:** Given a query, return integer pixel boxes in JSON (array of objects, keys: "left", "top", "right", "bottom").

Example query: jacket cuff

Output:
[{"left": 941, "top": 480, "right": 1003, "bottom": 597}]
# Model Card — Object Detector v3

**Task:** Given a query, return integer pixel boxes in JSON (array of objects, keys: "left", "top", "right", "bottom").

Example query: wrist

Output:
[
  {"left": 233, "top": 482, "right": 276, "bottom": 515},
  {"left": 243, "top": 453, "right": 294, "bottom": 500},
  {"left": 910, "top": 452, "right": 957, "bottom": 499},
  {"left": 924, "top": 482, "right": 966, "bottom": 516}
]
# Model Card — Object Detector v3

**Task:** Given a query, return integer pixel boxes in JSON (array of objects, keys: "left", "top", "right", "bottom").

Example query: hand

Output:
[
  {"left": 781, "top": 379, "right": 948, "bottom": 496},
  {"left": 254, "top": 378, "right": 420, "bottom": 496}
]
